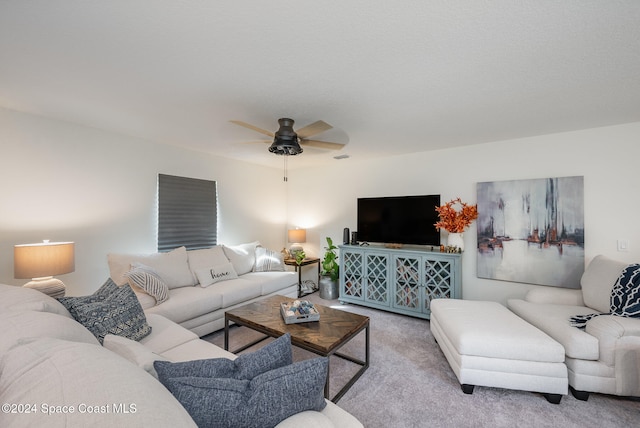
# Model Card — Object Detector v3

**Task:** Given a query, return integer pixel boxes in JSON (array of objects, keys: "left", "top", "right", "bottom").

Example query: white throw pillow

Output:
[
  {"left": 253, "top": 247, "right": 285, "bottom": 272},
  {"left": 195, "top": 263, "right": 239, "bottom": 287},
  {"left": 103, "top": 334, "right": 169, "bottom": 379},
  {"left": 187, "top": 246, "right": 229, "bottom": 283},
  {"left": 222, "top": 241, "right": 259, "bottom": 275},
  {"left": 108, "top": 246, "right": 195, "bottom": 289}
]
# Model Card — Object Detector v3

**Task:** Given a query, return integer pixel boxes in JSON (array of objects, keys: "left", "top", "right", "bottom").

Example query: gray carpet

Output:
[{"left": 203, "top": 294, "right": 640, "bottom": 428}]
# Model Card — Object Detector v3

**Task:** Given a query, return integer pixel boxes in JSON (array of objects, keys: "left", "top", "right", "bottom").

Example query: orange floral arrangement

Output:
[{"left": 435, "top": 198, "right": 479, "bottom": 233}]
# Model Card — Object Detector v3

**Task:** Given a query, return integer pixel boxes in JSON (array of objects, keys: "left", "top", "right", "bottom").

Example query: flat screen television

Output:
[{"left": 357, "top": 195, "right": 441, "bottom": 246}]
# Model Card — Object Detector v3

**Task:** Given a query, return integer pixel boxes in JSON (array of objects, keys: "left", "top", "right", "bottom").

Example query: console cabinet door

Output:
[
  {"left": 422, "top": 257, "right": 458, "bottom": 315},
  {"left": 341, "top": 249, "right": 364, "bottom": 300},
  {"left": 392, "top": 255, "right": 422, "bottom": 313},
  {"left": 364, "top": 251, "right": 390, "bottom": 306}
]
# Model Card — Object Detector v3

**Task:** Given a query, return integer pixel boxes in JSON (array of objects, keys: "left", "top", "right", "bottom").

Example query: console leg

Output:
[
  {"left": 569, "top": 386, "right": 590, "bottom": 401},
  {"left": 544, "top": 393, "right": 562, "bottom": 404},
  {"left": 461, "top": 384, "right": 474, "bottom": 394}
]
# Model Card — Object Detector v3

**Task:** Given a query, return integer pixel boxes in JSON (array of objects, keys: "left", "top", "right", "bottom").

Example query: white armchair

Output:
[{"left": 508, "top": 255, "right": 640, "bottom": 400}]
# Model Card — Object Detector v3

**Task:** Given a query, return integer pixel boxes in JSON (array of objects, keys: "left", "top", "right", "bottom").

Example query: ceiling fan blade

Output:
[
  {"left": 237, "top": 140, "right": 271, "bottom": 145},
  {"left": 300, "top": 139, "right": 345, "bottom": 150},
  {"left": 229, "top": 120, "right": 275, "bottom": 137},
  {"left": 295, "top": 120, "right": 332, "bottom": 139}
]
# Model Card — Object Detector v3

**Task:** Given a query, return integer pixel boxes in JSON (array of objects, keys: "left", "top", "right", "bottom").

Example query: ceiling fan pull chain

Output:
[{"left": 283, "top": 155, "right": 288, "bottom": 182}]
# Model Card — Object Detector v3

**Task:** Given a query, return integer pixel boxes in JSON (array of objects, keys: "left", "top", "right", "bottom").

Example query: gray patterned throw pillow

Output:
[
  {"left": 58, "top": 279, "right": 152, "bottom": 344},
  {"left": 160, "top": 357, "right": 328, "bottom": 428},
  {"left": 154, "top": 333, "right": 292, "bottom": 383}
]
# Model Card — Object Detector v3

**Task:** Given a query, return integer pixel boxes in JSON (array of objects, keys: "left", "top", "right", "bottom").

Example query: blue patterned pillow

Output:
[
  {"left": 154, "top": 333, "right": 292, "bottom": 383},
  {"left": 58, "top": 279, "right": 151, "bottom": 344},
  {"left": 160, "top": 357, "right": 328, "bottom": 428}
]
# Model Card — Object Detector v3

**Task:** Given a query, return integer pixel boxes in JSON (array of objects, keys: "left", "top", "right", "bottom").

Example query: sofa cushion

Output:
[
  {"left": 0, "top": 283, "right": 72, "bottom": 318},
  {"left": 507, "top": 299, "right": 600, "bottom": 360},
  {"left": 155, "top": 333, "right": 292, "bottom": 383},
  {"left": 216, "top": 278, "right": 263, "bottom": 308},
  {"left": 242, "top": 271, "right": 298, "bottom": 295},
  {"left": 103, "top": 334, "right": 169, "bottom": 379},
  {"left": 581, "top": 255, "right": 627, "bottom": 313},
  {"left": 0, "top": 310, "right": 100, "bottom": 353},
  {"left": 145, "top": 285, "right": 224, "bottom": 324},
  {"left": 195, "top": 262, "right": 239, "bottom": 287},
  {"left": 58, "top": 279, "right": 152, "bottom": 344},
  {"left": 254, "top": 247, "right": 285, "bottom": 272},
  {"left": 139, "top": 313, "right": 200, "bottom": 354},
  {"left": 187, "top": 246, "right": 229, "bottom": 283},
  {"left": 160, "top": 357, "right": 328, "bottom": 428},
  {"left": 108, "top": 246, "right": 195, "bottom": 289},
  {"left": 124, "top": 262, "right": 169, "bottom": 304},
  {"left": 0, "top": 337, "right": 196, "bottom": 428},
  {"left": 131, "top": 286, "right": 158, "bottom": 309},
  {"left": 223, "top": 241, "right": 259, "bottom": 275},
  {"left": 161, "top": 338, "right": 238, "bottom": 362}
]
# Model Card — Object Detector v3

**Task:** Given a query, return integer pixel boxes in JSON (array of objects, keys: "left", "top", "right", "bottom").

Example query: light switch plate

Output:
[{"left": 617, "top": 239, "right": 629, "bottom": 252}]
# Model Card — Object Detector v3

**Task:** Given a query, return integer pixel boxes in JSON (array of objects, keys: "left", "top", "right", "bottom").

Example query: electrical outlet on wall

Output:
[{"left": 617, "top": 239, "right": 629, "bottom": 252}]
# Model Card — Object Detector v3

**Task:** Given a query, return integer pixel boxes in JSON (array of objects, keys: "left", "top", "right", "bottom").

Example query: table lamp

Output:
[
  {"left": 287, "top": 229, "right": 306, "bottom": 258},
  {"left": 14, "top": 240, "right": 75, "bottom": 298}
]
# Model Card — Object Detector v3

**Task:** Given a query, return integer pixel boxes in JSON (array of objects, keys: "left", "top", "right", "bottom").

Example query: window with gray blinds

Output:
[{"left": 157, "top": 174, "right": 217, "bottom": 252}]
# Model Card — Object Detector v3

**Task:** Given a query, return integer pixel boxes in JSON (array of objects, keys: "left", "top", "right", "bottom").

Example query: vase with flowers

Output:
[{"left": 434, "top": 197, "right": 478, "bottom": 252}]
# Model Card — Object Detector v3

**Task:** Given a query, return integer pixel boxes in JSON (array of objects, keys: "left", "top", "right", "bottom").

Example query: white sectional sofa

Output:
[
  {"left": 107, "top": 243, "right": 298, "bottom": 336},
  {"left": 508, "top": 255, "right": 640, "bottom": 400},
  {"left": 0, "top": 283, "right": 363, "bottom": 428}
]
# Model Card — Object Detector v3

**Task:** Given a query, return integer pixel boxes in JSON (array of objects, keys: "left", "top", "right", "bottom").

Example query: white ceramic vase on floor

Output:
[{"left": 447, "top": 232, "right": 464, "bottom": 251}]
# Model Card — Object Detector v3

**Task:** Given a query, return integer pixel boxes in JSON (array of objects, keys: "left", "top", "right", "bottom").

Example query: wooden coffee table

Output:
[{"left": 224, "top": 295, "right": 370, "bottom": 403}]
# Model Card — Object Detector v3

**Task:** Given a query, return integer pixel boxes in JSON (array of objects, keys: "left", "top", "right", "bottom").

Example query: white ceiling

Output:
[{"left": 1, "top": 1, "right": 639, "bottom": 169}]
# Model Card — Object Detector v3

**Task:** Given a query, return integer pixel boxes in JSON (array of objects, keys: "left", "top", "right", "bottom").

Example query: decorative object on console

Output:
[
  {"left": 435, "top": 198, "right": 478, "bottom": 252},
  {"left": 288, "top": 228, "right": 306, "bottom": 257},
  {"left": 14, "top": 240, "right": 75, "bottom": 298},
  {"left": 477, "top": 176, "right": 584, "bottom": 288}
]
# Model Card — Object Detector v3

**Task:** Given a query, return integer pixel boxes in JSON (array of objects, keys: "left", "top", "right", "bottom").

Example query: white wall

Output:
[
  {"left": 0, "top": 108, "right": 287, "bottom": 295},
  {"left": 287, "top": 122, "right": 640, "bottom": 303},
  {"left": 2, "top": 106, "right": 638, "bottom": 302}
]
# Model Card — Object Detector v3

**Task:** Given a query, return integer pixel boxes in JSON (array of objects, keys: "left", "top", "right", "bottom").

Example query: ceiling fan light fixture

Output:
[
  {"left": 268, "top": 118, "right": 303, "bottom": 155},
  {"left": 268, "top": 137, "right": 303, "bottom": 155}
]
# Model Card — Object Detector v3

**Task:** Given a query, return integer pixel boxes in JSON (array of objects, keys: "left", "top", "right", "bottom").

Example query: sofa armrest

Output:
[
  {"left": 586, "top": 315, "right": 640, "bottom": 395},
  {"left": 524, "top": 287, "right": 585, "bottom": 306}
]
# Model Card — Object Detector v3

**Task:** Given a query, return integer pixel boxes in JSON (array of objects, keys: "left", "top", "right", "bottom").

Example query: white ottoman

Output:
[{"left": 430, "top": 299, "right": 568, "bottom": 403}]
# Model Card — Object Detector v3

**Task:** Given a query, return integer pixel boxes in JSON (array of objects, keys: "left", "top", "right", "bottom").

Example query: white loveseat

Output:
[
  {"left": 508, "top": 255, "right": 640, "bottom": 400},
  {"left": 0, "top": 284, "right": 362, "bottom": 428},
  {"left": 108, "top": 243, "right": 298, "bottom": 336}
]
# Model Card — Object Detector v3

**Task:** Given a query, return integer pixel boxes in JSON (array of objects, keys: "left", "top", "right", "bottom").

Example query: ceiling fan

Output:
[{"left": 230, "top": 118, "right": 345, "bottom": 156}]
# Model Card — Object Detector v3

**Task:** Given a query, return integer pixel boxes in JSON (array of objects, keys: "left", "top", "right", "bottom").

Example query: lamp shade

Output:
[
  {"left": 287, "top": 229, "right": 307, "bottom": 243},
  {"left": 14, "top": 241, "right": 75, "bottom": 279}
]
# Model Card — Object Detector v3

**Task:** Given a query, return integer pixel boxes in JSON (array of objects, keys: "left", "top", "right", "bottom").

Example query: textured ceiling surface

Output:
[{"left": 1, "top": 1, "right": 639, "bottom": 169}]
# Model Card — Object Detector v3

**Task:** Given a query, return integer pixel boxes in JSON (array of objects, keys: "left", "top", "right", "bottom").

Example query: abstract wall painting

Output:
[{"left": 477, "top": 176, "right": 584, "bottom": 288}]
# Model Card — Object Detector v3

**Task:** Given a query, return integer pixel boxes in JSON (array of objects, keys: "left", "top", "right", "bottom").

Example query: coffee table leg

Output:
[
  {"left": 224, "top": 315, "right": 229, "bottom": 351},
  {"left": 330, "top": 322, "right": 370, "bottom": 403}
]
